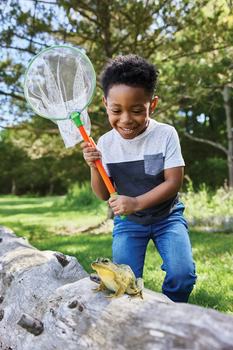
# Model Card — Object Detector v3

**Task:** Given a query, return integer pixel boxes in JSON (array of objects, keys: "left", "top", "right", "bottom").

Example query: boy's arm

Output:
[
  {"left": 134, "top": 166, "right": 184, "bottom": 211},
  {"left": 109, "top": 166, "right": 183, "bottom": 215}
]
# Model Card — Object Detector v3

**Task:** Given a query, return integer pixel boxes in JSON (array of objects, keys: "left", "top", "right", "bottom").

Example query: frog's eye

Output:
[{"left": 102, "top": 258, "right": 110, "bottom": 263}]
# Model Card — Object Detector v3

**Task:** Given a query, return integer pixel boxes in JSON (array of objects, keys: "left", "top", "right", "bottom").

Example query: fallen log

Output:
[{"left": 0, "top": 225, "right": 233, "bottom": 350}]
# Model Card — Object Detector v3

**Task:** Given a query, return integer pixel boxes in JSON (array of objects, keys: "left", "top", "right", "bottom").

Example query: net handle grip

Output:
[
  {"left": 72, "top": 115, "right": 126, "bottom": 220},
  {"left": 78, "top": 125, "right": 116, "bottom": 195},
  {"left": 87, "top": 134, "right": 126, "bottom": 220}
]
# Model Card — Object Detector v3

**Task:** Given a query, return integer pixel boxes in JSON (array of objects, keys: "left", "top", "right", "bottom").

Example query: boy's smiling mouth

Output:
[
  {"left": 122, "top": 127, "right": 135, "bottom": 132},
  {"left": 118, "top": 124, "right": 147, "bottom": 138},
  {"left": 121, "top": 128, "right": 135, "bottom": 136}
]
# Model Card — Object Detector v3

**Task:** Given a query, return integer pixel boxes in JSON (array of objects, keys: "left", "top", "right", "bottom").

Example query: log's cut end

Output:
[{"left": 0, "top": 225, "right": 233, "bottom": 350}]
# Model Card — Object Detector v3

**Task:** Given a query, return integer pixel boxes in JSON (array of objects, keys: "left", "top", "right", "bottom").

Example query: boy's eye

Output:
[
  {"left": 132, "top": 110, "right": 143, "bottom": 114},
  {"left": 111, "top": 110, "right": 121, "bottom": 114}
]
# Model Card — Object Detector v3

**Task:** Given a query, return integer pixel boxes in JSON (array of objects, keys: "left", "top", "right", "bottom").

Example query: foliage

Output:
[
  {"left": 64, "top": 182, "right": 103, "bottom": 208},
  {"left": 0, "top": 0, "right": 232, "bottom": 192},
  {"left": 154, "top": 1, "right": 233, "bottom": 186},
  {"left": 184, "top": 156, "right": 228, "bottom": 190},
  {"left": 181, "top": 182, "right": 233, "bottom": 231},
  {"left": 0, "top": 127, "right": 90, "bottom": 195}
]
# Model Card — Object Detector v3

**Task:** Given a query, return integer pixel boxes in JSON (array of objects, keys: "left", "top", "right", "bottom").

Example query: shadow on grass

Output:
[
  {"left": 34, "top": 233, "right": 112, "bottom": 274},
  {"left": 0, "top": 207, "right": 56, "bottom": 216},
  {"left": 0, "top": 200, "right": 40, "bottom": 207},
  {"left": 2, "top": 221, "right": 55, "bottom": 242},
  {"left": 0, "top": 196, "right": 60, "bottom": 216},
  {"left": 0, "top": 200, "right": 105, "bottom": 217},
  {"left": 0, "top": 196, "right": 54, "bottom": 206}
]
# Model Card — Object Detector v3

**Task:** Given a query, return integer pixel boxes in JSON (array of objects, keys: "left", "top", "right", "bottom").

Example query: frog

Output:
[{"left": 91, "top": 257, "right": 143, "bottom": 299}]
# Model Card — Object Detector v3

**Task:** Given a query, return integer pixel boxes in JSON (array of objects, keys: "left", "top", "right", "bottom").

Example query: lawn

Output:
[{"left": 0, "top": 195, "right": 232, "bottom": 315}]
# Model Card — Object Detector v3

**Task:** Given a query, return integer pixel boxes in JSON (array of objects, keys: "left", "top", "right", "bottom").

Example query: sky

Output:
[{"left": 0, "top": 0, "right": 67, "bottom": 129}]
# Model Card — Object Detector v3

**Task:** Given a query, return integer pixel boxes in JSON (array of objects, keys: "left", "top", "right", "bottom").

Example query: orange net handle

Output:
[{"left": 78, "top": 125, "right": 116, "bottom": 195}]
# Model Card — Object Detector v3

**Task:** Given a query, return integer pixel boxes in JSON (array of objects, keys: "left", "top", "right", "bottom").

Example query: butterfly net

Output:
[{"left": 24, "top": 46, "right": 96, "bottom": 147}]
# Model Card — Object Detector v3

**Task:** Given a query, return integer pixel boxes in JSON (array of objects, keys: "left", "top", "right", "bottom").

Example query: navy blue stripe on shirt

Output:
[{"left": 107, "top": 157, "right": 178, "bottom": 225}]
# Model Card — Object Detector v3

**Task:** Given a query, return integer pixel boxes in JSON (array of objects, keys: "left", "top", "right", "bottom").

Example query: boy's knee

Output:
[{"left": 166, "top": 263, "right": 196, "bottom": 292}]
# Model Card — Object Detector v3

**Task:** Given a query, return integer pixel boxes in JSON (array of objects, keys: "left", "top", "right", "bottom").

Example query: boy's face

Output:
[{"left": 103, "top": 84, "right": 158, "bottom": 140}]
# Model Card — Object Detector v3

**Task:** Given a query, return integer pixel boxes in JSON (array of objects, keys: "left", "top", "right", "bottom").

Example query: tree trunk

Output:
[
  {"left": 11, "top": 179, "right": 16, "bottom": 195},
  {"left": 48, "top": 182, "right": 54, "bottom": 195},
  {"left": 223, "top": 85, "right": 233, "bottom": 187},
  {"left": 0, "top": 225, "right": 233, "bottom": 350}
]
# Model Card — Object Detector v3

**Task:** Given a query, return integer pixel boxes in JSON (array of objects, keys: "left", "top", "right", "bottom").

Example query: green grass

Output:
[
  {"left": 0, "top": 195, "right": 233, "bottom": 314},
  {"left": 0, "top": 195, "right": 106, "bottom": 238}
]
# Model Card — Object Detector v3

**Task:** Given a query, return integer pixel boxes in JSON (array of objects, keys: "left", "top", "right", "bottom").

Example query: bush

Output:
[
  {"left": 65, "top": 182, "right": 102, "bottom": 208},
  {"left": 186, "top": 157, "right": 228, "bottom": 191},
  {"left": 181, "top": 182, "right": 233, "bottom": 232}
]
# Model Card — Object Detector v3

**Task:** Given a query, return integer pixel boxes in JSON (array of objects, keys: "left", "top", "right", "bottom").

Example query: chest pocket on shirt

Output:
[{"left": 144, "top": 153, "right": 164, "bottom": 176}]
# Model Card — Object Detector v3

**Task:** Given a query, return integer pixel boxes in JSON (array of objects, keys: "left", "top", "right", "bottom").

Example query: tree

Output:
[
  {"left": 0, "top": 0, "right": 213, "bottom": 126},
  {"left": 0, "top": 123, "right": 89, "bottom": 195},
  {"left": 156, "top": 1, "right": 233, "bottom": 186},
  {"left": 0, "top": 0, "right": 232, "bottom": 191}
]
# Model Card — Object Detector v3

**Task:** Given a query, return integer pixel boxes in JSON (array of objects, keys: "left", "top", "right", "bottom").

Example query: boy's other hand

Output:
[
  {"left": 109, "top": 195, "right": 139, "bottom": 215},
  {"left": 81, "top": 142, "right": 102, "bottom": 168}
]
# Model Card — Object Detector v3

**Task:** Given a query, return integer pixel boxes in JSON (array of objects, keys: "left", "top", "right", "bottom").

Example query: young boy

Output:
[{"left": 81, "top": 55, "right": 196, "bottom": 303}]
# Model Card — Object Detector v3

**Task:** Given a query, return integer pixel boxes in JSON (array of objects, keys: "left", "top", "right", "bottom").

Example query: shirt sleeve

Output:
[
  {"left": 164, "top": 127, "right": 185, "bottom": 169},
  {"left": 96, "top": 136, "right": 110, "bottom": 176}
]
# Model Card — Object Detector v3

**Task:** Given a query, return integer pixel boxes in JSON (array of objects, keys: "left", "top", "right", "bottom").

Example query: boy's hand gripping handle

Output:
[{"left": 71, "top": 112, "right": 126, "bottom": 219}]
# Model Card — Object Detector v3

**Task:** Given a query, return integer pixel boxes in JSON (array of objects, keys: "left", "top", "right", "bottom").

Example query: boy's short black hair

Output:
[{"left": 100, "top": 54, "right": 159, "bottom": 97}]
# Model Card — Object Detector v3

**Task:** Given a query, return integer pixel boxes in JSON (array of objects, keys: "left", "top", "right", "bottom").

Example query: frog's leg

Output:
[
  {"left": 92, "top": 281, "right": 107, "bottom": 292},
  {"left": 136, "top": 278, "right": 144, "bottom": 299},
  {"left": 105, "top": 285, "right": 126, "bottom": 298},
  {"left": 127, "top": 278, "right": 144, "bottom": 299},
  {"left": 136, "top": 278, "right": 144, "bottom": 291},
  {"left": 105, "top": 275, "right": 127, "bottom": 298}
]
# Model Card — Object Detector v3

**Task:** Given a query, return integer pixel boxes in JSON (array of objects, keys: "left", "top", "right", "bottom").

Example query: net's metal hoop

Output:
[{"left": 24, "top": 45, "right": 96, "bottom": 121}]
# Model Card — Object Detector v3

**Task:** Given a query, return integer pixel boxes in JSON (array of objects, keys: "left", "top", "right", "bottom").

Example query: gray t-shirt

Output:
[{"left": 97, "top": 118, "right": 185, "bottom": 225}]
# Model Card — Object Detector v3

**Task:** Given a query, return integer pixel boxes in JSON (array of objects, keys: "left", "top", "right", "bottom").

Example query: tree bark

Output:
[
  {"left": 223, "top": 85, "right": 233, "bottom": 187},
  {"left": 11, "top": 179, "right": 16, "bottom": 195},
  {"left": 0, "top": 225, "right": 233, "bottom": 350}
]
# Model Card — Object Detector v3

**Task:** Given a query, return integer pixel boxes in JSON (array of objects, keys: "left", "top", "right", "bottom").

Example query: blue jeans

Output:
[{"left": 112, "top": 202, "right": 197, "bottom": 302}]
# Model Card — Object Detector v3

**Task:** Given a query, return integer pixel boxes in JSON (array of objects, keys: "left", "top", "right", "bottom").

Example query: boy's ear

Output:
[
  {"left": 102, "top": 96, "right": 107, "bottom": 108},
  {"left": 150, "top": 96, "right": 158, "bottom": 113}
]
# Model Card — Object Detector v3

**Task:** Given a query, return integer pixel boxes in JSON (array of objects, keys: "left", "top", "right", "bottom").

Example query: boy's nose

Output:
[{"left": 120, "top": 112, "right": 132, "bottom": 124}]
